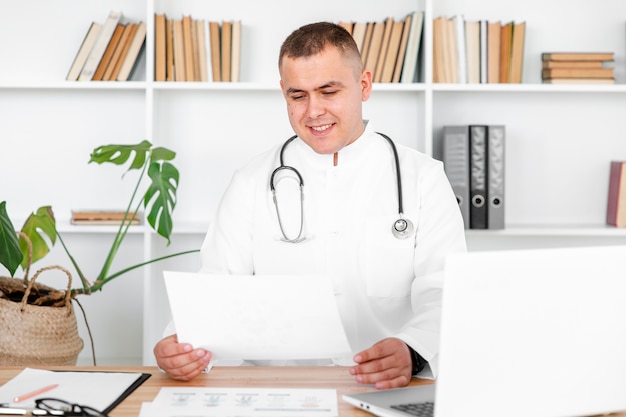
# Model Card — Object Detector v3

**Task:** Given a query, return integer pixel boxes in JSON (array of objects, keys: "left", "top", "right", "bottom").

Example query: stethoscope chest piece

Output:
[{"left": 392, "top": 217, "right": 414, "bottom": 240}]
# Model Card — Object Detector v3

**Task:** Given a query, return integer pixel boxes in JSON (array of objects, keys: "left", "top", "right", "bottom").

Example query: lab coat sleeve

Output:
[{"left": 396, "top": 160, "right": 467, "bottom": 379}]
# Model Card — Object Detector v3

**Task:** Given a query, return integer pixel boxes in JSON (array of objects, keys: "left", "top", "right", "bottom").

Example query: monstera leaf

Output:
[
  {"left": 0, "top": 201, "right": 22, "bottom": 276},
  {"left": 0, "top": 203, "right": 56, "bottom": 277},
  {"left": 19, "top": 206, "right": 57, "bottom": 269},
  {"left": 89, "top": 140, "right": 178, "bottom": 243}
]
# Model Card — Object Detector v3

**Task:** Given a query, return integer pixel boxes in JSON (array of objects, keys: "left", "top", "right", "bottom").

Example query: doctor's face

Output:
[{"left": 279, "top": 45, "right": 372, "bottom": 155}]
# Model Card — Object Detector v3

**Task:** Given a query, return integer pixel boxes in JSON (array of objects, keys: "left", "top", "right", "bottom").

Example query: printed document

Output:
[
  {"left": 139, "top": 387, "right": 339, "bottom": 417},
  {"left": 163, "top": 272, "right": 352, "bottom": 361}
]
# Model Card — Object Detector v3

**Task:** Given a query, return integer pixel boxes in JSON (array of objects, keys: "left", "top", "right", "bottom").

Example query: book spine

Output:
[
  {"left": 443, "top": 125, "right": 470, "bottom": 229},
  {"left": 469, "top": 125, "right": 488, "bottom": 229},
  {"left": 607, "top": 161, "right": 626, "bottom": 227},
  {"left": 487, "top": 125, "right": 505, "bottom": 229}
]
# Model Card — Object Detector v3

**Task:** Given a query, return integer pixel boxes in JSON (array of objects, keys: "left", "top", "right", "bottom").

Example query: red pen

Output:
[{"left": 13, "top": 384, "right": 59, "bottom": 403}]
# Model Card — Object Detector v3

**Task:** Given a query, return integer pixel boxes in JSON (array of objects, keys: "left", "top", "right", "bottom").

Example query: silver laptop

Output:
[{"left": 343, "top": 245, "right": 626, "bottom": 417}]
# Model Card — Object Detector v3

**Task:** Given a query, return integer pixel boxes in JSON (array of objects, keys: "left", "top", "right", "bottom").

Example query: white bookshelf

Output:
[{"left": 1, "top": 0, "right": 625, "bottom": 365}]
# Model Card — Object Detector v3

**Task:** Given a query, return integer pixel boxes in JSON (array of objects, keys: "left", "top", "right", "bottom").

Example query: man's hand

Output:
[
  {"left": 349, "top": 338, "right": 413, "bottom": 390},
  {"left": 153, "top": 334, "right": 212, "bottom": 381}
]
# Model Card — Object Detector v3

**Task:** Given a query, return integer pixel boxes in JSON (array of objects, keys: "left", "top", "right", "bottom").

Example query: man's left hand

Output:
[{"left": 349, "top": 337, "right": 413, "bottom": 390}]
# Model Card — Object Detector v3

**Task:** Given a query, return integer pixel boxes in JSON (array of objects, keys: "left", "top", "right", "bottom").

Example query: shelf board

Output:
[
  {"left": 466, "top": 224, "right": 626, "bottom": 237},
  {"left": 432, "top": 83, "right": 626, "bottom": 94}
]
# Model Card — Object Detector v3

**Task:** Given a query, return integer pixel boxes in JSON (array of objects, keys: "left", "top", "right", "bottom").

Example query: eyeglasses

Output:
[{"left": 34, "top": 398, "right": 109, "bottom": 417}]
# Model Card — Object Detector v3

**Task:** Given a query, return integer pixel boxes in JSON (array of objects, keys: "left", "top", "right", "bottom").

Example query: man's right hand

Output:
[{"left": 153, "top": 334, "right": 212, "bottom": 381}]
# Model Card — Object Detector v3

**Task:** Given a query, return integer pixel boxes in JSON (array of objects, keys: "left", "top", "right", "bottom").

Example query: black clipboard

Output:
[{"left": 53, "top": 370, "right": 151, "bottom": 415}]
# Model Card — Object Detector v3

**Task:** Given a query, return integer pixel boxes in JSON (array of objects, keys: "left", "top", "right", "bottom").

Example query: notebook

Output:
[{"left": 343, "top": 245, "right": 626, "bottom": 417}]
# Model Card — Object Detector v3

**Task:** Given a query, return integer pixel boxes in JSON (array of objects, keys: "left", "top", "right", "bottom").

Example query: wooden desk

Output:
[{"left": 0, "top": 366, "right": 432, "bottom": 417}]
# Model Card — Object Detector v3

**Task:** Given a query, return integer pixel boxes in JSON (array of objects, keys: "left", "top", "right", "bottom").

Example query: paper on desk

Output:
[
  {"left": 0, "top": 367, "right": 143, "bottom": 410},
  {"left": 163, "top": 271, "right": 352, "bottom": 361},
  {"left": 139, "top": 387, "right": 339, "bottom": 417}
]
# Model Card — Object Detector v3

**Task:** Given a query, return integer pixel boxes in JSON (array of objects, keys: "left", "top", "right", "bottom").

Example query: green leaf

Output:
[
  {"left": 19, "top": 206, "right": 57, "bottom": 269},
  {"left": 150, "top": 146, "right": 176, "bottom": 163},
  {"left": 89, "top": 140, "right": 153, "bottom": 171},
  {"left": 0, "top": 201, "right": 23, "bottom": 276},
  {"left": 144, "top": 161, "right": 179, "bottom": 244}
]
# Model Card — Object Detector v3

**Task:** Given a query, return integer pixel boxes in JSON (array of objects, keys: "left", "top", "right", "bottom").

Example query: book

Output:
[
  {"left": 379, "top": 19, "right": 404, "bottom": 83},
  {"left": 105, "top": 23, "right": 137, "bottom": 81},
  {"left": 71, "top": 210, "right": 141, "bottom": 225},
  {"left": 465, "top": 20, "right": 480, "bottom": 84},
  {"left": 66, "top": 22, "right": 102, "bottom": 81},
  {"left": 154, "top": 14, "right": 167, "bottom": 81},
  {"left": 360, "top": 22, "right": 374, "bottom": 66},
  {"left": 509, "top": 21, "right": 525, "bottom": 83},
  {"left": 541, "top": 52, "right": 615, "bottom": 62},
  {"left": 374, "top": 17, "right": 394, "bottom": 83},
  {"left": 607, "top": 161, "right": 626, "bottom": 227},
  {"left": 542, "top": 78, "right": 615, "bottom": 84},
  {"left": 479, "top": 20, "right": 487, "bottom": 83},
  {"left": 182, "top": 15, "right": 195, "bottom": 82},
  {"left": 452, "top": 15, "right": 466, "bottom": 83},
  {"left": 400, "top": 11, "right": 424, "bottom": 83},
  {"left": 469, "top": 125, "right": 488, "bottom": 229},
  {"left": 542, "top": 60, "right": 604, "bottom": 69},
  {"left": 498, "top": 21, "right": 513, "bottom": 83},
  {"left": 351, "top": 21, "right": 367, "bottom": 54},
  {"left": 92, "top": 23, "right": 124, "bottom": 81},
  {"left": 221, "top": 20, "right": 232, "bottom": 82},
  {"left": 542, "top": 67, "right": 614, "bottom": 79},
  {"left": 231, "top": 20, "right": 242, "bottom": 82},
  {"left": 79, "top": 10, "right": 123, "bottom": 81},
  {"left": 486, "top": 125, "right": 505, "bottom": 229},
  {"left": 391, "top": 13, "right": 412, "bottom": 83},
  {"left": 432, "top": 15, "right": 446, "bottom": 83},
  {"left": 486, "top": 20, "right": 501, "bottom": 83},
  {"left": 196, "top": 19, "right": 208, "bottom": 82},
  {"left": 165, "top": 17, "right": 174, "bottom": 81},
  {"left": 117, "top": 21, "right": 146, "bottom": 81},
  {"left": 443, "top": 17, "right": 458, "bottom": 83},
  {"left": 364, "top": 21, "right": 385, "bottom": 79},
  {"left": 442, "top": 125, "right": 470, "bottom": 229},
  {"left": 209, "top": 21, "right": 221, "bottom": 82},
  {"left": 172, "top": 19, "right": 186, "bottom": 81}
]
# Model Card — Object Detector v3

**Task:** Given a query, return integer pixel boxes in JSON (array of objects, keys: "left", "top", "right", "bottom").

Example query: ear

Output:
[{"left": 360, "top": 69, "right": 373, "bottom": 101}]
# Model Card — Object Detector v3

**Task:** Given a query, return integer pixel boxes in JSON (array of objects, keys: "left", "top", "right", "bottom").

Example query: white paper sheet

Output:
[
  {"left": 139, "top": 387, "right": 339, "bottom": 417},
  {"left": 163, "top": 272, "right": 352, "bottom": 361},
  {"left": 0, "top": 368, "right": 143, "bottom": 411}
]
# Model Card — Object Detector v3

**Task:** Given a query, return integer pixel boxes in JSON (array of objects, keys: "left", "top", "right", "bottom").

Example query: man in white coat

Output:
[{"left": 154, "top": 21, "right": 466, "bottom": 389}]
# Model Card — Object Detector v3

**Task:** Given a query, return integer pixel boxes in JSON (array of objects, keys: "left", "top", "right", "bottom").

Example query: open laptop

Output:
[{"left": 343, "top": 245, "right": 626, "bottom": 417}]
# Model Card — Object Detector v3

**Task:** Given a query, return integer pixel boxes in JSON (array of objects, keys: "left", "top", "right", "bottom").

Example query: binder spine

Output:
[
  {"left": 487, "top": 125, "right": 505, "bottom": 229},
  {"left": 442, "top": 126, "right": 470, "bottom": 229},
  {"left": 469, "top": 125, "right": 488, "bottom": 229}
]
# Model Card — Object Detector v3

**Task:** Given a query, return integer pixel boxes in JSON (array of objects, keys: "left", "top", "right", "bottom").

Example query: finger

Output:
[{"left": 162, "top": 349, "right": 212, "bottom": 381}]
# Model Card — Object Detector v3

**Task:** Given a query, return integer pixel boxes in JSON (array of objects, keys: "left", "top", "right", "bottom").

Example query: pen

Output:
[{"left": 13, "top": 384, "right": 59, "bottom": 403}]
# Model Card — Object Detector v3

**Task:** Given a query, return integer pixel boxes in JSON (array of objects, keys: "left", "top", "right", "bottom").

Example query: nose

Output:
[{"left": 305, "top": 95, "right": 325, "bottom": 118}]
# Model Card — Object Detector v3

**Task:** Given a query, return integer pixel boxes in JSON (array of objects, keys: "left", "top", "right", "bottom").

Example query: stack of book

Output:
[
  {"left": 441, "top": 125, "right": 506, "bottom": 230},
  {"left": 71, "top": 210, "right": 141, "bottom": 225},
  {"left": 338, "top": 11, "right": 424, "bottom": 83},
  {"left": 154, "top": 14, "right": 241, "bottom": 82},
  {"left": 433, "top": 16, "right": 526, "bottom": 84},
  {"left": 541, "top": 52, "right": 615, "bottom": 84},
  {"left": 67, "top": 11, "right": 147, "bottom": 82}
]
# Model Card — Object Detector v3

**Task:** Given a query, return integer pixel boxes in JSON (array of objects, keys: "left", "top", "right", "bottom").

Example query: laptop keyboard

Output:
[{"left": 390, "top": 401, "right": 435, "bottom": 417}]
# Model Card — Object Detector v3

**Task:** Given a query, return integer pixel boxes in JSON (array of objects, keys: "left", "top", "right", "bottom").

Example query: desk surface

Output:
[{"left": 0, "top": 366, "right": 431, "bottom": 417}]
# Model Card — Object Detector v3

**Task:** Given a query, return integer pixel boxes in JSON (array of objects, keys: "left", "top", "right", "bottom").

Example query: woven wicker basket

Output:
[{"left": 0, "top": 265, "right": 83, "bottom": 366}]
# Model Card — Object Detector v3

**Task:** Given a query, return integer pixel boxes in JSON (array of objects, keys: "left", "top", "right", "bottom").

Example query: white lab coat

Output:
[{"left": 199, "top": 121, "right": 467, "bottom": 378}]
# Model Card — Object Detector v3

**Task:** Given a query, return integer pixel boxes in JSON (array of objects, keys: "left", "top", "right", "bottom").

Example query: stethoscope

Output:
[{"left": 270, "top": 132, "right": 415, "bottom": 243}]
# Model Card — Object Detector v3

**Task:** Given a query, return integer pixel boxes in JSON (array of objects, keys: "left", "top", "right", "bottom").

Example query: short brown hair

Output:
[{"left": 278, "top": 22, "right": 362, "bottom": 72}]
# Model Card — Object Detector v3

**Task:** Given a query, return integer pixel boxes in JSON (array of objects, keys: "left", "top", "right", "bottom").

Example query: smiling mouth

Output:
[{"left": 310, "top": 123, "right": 333, "bottom": 132}]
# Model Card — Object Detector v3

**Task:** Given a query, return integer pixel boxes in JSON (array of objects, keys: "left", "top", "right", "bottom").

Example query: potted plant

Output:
[{"left": 0, "top": 140, "right": 199, "bottom": 365}]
